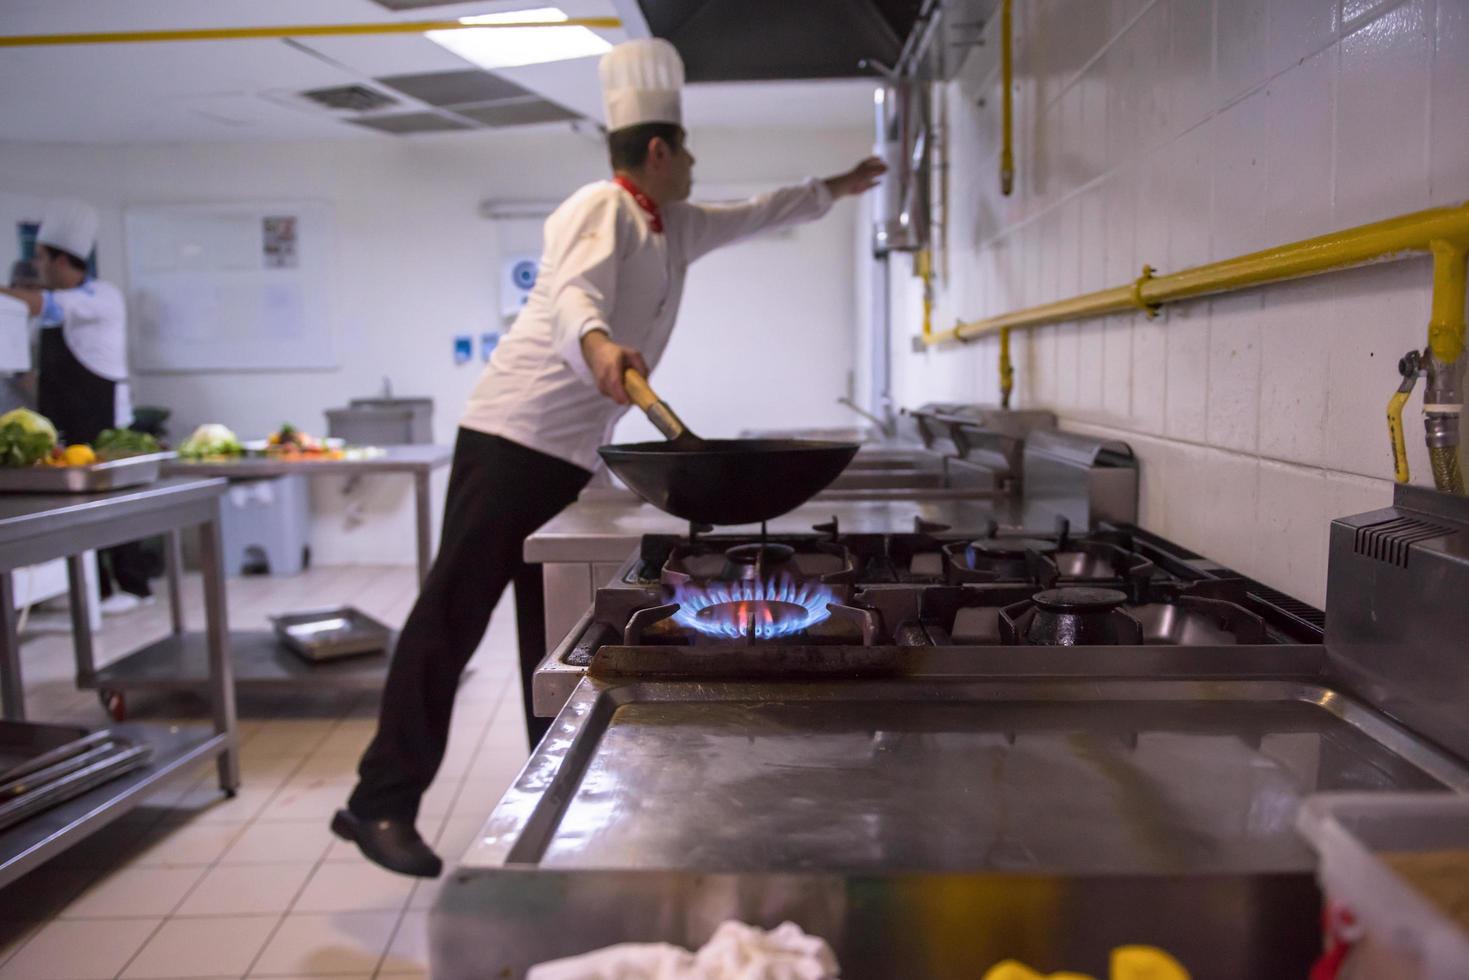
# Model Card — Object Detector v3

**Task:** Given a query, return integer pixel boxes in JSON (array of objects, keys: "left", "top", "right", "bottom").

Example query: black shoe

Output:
[{"left": 330, "top": 809, "right": 442, "bottom": 878}]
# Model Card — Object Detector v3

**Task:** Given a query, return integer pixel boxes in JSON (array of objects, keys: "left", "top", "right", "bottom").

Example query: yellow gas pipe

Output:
[
  {"left": 0, "top": 18, "right": 620, "bottom": 47},
  {"left": 927, "top": 201, "right": 1469, "bottom": 494},
  {"left": 918, "top": 248, "right": 934, "bottom": 341},
  {"left": 929, "top": 202, "right": 1469, "bottom": 344},
  {"left": 999, "top": 0, "right": 1015, "bottom": 197},
  {"left": 999, "top": 327, "right": 1014, "bottom": 408}
]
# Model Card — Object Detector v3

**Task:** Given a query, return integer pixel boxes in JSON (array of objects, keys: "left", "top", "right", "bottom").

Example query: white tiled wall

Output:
[{"left": 893, "top": 0, "right": 1468, "bottom": 608}]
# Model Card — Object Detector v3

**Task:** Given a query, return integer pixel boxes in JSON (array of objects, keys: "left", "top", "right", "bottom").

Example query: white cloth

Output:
[
  {"left": 44, "top": 279, "right": 128, "bottom": 382},
  {"left": 460, "top": 177, "right": 834, "bottom": 472},
  {"left": 527, "top": 920, "right": 840, "bottom": 980},
  {"left": 37, "top": 198, "right": 99, "bottom": 260},
  {"left": 600, "top": 38, "right": 684, "bottom": 130}
]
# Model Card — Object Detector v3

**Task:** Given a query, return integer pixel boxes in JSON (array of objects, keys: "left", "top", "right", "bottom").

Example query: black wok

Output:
[{"left": 598, "top": 370, "right": 859, "bottom": 526}]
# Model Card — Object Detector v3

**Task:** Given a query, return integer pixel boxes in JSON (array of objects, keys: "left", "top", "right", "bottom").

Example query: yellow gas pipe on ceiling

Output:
[
  {"left": 0, "top": 18, "right": 621, "bottom": 47},
  {"left": 929, "top": 201, "right": 1469, "bottom": 494}
]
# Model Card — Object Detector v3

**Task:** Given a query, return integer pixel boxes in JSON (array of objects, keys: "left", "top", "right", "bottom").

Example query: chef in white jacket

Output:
[
  {"left": 334, "top": 38, "right": 884, "bottom": 878},
  {"left": 0, "top": 199, "right": 152, "bottom": 612}
]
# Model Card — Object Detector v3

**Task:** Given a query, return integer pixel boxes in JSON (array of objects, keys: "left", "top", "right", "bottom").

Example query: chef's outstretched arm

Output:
[
  {"left": 675, "top": 156, "right": 886, "bottom": 262},
  {"left": 0, "top": 287, "right": 42, "bottom": 316}
]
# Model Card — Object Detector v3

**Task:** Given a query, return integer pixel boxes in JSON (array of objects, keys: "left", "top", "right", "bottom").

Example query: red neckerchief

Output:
[{"left": 613, "top": 175, "right": 663, "bottom": 233}]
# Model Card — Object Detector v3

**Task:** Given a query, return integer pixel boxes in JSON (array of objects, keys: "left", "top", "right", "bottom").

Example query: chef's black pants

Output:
[
  {"left": 348, "top": 428, "right": 591, "bottom": 822},
  {"left": 37, "top": 327, "right": 152, "bottom": 599}
]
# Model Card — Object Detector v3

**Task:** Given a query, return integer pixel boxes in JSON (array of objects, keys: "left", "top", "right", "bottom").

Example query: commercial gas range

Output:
[
  {"left": 435, "top": 489, "right": 1469, "bottom": 979},
  {"left": 530, "top": 515, "right": 1325, "bottom": 717}
]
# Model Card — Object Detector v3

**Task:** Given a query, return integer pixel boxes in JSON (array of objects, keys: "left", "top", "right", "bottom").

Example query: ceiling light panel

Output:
[{"left": 426, "top": 6, "right": 612, "bottom": 70}]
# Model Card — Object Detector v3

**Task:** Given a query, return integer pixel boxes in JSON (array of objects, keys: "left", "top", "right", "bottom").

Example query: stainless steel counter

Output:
[
  {"left": 524, "top": 492, "right": 1021, "bottom": 564},
  {"left": 435, "top": 644, "right": 1468, "bottom": 978},
  {"left": 165, "top": 445, "right": 452, "bottom": 583}
]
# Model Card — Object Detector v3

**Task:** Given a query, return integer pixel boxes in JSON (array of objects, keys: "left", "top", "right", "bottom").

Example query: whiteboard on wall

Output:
[{"left": 124, "top": 201, "right": 335, "bottom": 372}]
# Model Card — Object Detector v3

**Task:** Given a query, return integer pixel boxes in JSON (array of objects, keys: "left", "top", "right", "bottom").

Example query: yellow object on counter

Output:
[
  {"left": 982, "top": 961, "right": 1092, "bottom": 980},
  {"left": 63, "top": 444, "right": 96, "bottom": 467},
  {"left": 1112, "top": 945, "right": 1190, "bottom": 980},
  {"left": 980, "top": 945, "right": 1189, "bottom": 980}
]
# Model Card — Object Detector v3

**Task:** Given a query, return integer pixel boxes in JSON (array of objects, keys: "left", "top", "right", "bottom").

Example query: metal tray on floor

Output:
[
  {"left": 0, "top": 452, "right": 175, "bottom": 494},
  {"left": 273, "top": 606, "right": 393, "bottom": 663}
]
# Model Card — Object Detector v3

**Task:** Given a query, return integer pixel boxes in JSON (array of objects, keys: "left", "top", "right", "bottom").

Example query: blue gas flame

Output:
[{"left": 672, "top": 575, "right": 835, "bottom": 640}]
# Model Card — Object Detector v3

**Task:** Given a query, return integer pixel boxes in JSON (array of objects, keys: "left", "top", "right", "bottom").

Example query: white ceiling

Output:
[{"left": 0, "top": 0, "right": 874, "bottom": 143}]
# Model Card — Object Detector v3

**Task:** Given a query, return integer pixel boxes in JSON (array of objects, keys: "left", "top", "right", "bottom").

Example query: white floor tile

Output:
[
  {"left": 294, "top": 862, "right": 415, "bottom": 914},
  {"left": 61, "top": 865, "right": 205, "bottom": 919},
  {"left": 120, "top": 915, "right": 279, "bottom": 979},
  {"left": 221, "top": 820, "right": 334, "bottom": 866},
  {"left": 176, "top": 863, "right": 313, "bottom": 916},
  {"left": 248, "top": 911, "right": 397, "bottom": 976},
  {"left": 376, "top": 910, "right": 428, "bottom": 974},
  {"left": 130, "top": 820, "right": 248, "bottom": 867},
  {"left": 258, "top": 781, "right": 354, "bottom": 823},
  {"left": 0, "top": 917, "right": 159, "bottom": 979}
]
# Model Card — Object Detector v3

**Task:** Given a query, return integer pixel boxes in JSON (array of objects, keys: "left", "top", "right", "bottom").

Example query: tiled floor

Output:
[{"left": 0, "top": 566, "right": 534, "bottom": 979}]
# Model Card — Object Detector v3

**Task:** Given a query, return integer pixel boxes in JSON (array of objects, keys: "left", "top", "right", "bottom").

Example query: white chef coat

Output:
[
  {"left": 38, "top": 278, "right": 132, "bottom": 425},
  {"left": 461, "top": 177, "right": 834, "bottom": 472}
]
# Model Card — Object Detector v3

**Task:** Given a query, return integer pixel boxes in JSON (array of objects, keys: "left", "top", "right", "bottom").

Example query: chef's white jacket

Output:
[
  {"left": 461, "top": 177, "right": 834, "bottom": 472},
  {"left": 38, "top": 278, "right": 132, "bottom": 425}
]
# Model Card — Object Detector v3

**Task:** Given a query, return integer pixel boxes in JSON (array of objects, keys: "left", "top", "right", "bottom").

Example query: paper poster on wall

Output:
[
  {"left": 125, "top": 201, "right": 335, "bottom": 372},
  {"left": 262, "top": 215, "right": 298, "bottom": 269}
]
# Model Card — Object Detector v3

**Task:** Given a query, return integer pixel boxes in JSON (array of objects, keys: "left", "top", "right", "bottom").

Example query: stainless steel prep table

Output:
[
  {"left": 525, "top": 491, "right": 1024, "bottom": 651},
  {"left": 164, "top": 444, "right": 453, "bottom": 585},
  {"left": 0, "top": 477, "right": 239, "bottom": 887},
  {"left": 436, "top": 644, "right": 1469, "bottom": 979}
]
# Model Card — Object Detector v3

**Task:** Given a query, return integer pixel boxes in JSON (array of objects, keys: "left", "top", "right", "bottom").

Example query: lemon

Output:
[{"left": 63, "top": 445, "right": 97, "bottom": 467}]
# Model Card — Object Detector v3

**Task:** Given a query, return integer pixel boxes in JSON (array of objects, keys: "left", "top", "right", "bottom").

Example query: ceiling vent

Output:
[
  {"left": 299, "top": 84, "right": 400, "bottom": 112},
  {"left": 366, "top": 0, "right": 484, "bottom": 8},
  {"left": 377, "top": 70, "right": 532, "bottom": 107},
  {"left": 345, "top": 112, "right": 472, "bottom": 135}
]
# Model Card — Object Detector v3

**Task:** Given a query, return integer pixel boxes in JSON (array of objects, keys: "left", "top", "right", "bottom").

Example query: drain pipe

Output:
[
  {"left": 999, "top": 0, "right": 1015, "bottom": 196},
  {"left": 1424, "top": 239, "right": 1466, "bottom": 494}
]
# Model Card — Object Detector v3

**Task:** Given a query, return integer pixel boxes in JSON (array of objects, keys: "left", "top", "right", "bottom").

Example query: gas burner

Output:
[
  {"left": 720, "top": 543, "right": 797, "bottom": 581},
  {"left": 656, "top": 537, "right": 858, "bottom": 589},
  {"left": 672, "top": 576, "right": 837, "bottom": 640},
  {"left": 943, "top": 534, "right": 1156, "bottom": 589},
  {"left": 1000, "top": 587, "right": 1145, "bottom": 646}
]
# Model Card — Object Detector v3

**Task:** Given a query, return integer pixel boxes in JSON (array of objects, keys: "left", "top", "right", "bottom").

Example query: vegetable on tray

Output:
[
  {"left": 95, "top": 428, "right": 161, "bottom": 458},
  {"left": 179, "top": 423, "right": 244, "bottom": 460},
  {"left": 0, "top": 409, "right": 58, "bottom": 468}
]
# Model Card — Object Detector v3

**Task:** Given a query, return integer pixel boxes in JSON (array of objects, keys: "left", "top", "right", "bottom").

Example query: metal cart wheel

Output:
[{"left": 98, "top": 689, "right": 126, "bottom": 723}]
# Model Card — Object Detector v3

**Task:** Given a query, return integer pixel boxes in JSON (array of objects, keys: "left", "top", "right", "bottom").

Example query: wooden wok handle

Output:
[
  {"left": 622, "top": 368, "right": 660, "bottom": 413},
  {"left": 623, "top": 368, "right": 692, "bottom": 442}
]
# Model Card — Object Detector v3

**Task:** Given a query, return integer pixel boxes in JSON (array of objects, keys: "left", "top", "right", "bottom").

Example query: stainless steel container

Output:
[{"left": 0, "top": 452, "right": 174, "bottom": 494}]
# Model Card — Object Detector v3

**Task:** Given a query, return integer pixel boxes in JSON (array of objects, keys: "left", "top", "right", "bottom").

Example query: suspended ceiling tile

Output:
[
  {"left": 377, "top": 68, "right": 532, "bottom": 105},
  {"left": 344, "top": 110, "right": 473, "bottom": 134},
  {"left": 452, "top": 98, "right": 581, "bottom": 127}
]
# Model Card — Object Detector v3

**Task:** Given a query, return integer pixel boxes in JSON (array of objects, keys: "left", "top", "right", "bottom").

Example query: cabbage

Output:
[
  {"left": 0, "top": 410, "right": 57, "bottom": 468},
  {"left": 179, "top": 423, "right": 243, "bottom": 459},
  {"left": 0, "top": 409, "right": 57, "bottom": 443}
]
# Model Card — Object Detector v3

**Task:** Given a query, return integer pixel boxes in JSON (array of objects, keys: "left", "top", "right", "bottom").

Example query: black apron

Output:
[
  {"left": 37, "top": 326, "right": 115, "bottom": 445},
  {"left": 36, "top": 327, "right": 154, "bottom": 597}
]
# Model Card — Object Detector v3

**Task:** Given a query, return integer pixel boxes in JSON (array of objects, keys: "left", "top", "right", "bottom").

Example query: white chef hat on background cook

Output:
[
  {"left": 599, "top": 38, "right": 684, "bottom": 132},
  {"left": 37, "top": 198, "right": 99, "bottom": 261}
]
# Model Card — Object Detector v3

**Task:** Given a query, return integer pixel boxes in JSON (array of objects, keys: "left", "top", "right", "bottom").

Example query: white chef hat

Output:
[
  {"left": 599, "top": 38, "right": 684, "bottom": 132},
  {"left": 37, "top": 198, "right": 99, "bottom": 261}
]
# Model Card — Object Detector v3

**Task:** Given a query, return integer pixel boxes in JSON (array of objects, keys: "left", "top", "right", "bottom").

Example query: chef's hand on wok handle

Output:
[
  {"left": 823, "top": 157, "right": 888, "bottom": 198},
  {"left": 581, "top": 328, "right": 649, "bottom": 406}
]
